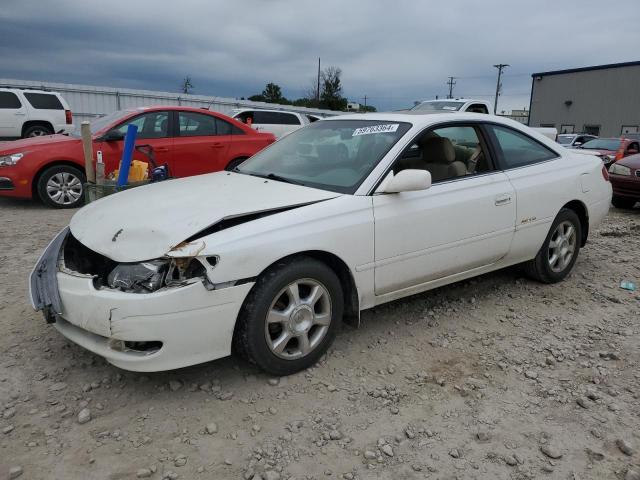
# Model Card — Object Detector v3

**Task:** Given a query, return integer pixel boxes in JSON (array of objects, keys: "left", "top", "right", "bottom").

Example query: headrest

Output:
[{"left": 419, "top": 136, "right": 456, "bottom": 164}]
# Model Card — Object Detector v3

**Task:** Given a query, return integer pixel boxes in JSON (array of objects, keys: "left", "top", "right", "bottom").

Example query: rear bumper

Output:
[{"left": 52, "top": 272, "right": 254, "bottom": 371}]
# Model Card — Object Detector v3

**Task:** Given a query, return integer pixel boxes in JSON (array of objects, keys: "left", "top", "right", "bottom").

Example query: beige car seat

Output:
[{"left": 419, "top": 137, "right": 467, "bottom": 182}]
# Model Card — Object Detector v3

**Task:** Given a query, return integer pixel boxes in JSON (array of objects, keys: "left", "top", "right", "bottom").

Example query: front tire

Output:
[
  {"left": 225, "top": 157, "right": 248, "bottom": 171},
  {"left": 233, "top": 257, "right": 343, "bottom": 376},
  {"left": 611, "top": 195, "right": 637, "bottom": 209},
  {"left": 36, "top": 165, "right": 85, "bottom": 209},
  {"left": 524, "top": 208, "right": 581, "bottom": 284}
]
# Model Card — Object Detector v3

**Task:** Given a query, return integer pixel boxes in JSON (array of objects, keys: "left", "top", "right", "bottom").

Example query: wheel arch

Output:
[
  {"left": 246, "top": 250, "right": 360, "bottom": 327},
  {"left": 22, "top": 120, "right": 54, "bottom": 137},
  {"left": 32, "top": 160, "right": 85, "bottom": 199},
  {"left": 561, "top": 200, "right": 589, "bottom": 246}
]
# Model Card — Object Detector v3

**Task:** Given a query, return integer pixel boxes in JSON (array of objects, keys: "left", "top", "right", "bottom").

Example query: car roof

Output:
[
  {"left": 320, "top": 111, "right": 505, "bottom": 126},
  {"left": 0, "top": 87, "right": 61, "bottom": 95},
  {"left": 232, "top": 108, "right": 300, "bottom": 114}
]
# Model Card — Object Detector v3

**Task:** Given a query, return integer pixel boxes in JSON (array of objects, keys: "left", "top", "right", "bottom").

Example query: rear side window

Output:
[
  {"left": 253, "top": 111, "right": 280, "bottom": 124},
  {"left": 24, "top": 93, "right": 64, "bottom": 110},
  {"left": 488, "top": 125, "right": 557, "bottom": 169},
  {"left": 279, "top": 113, "right": 301, "bottom": 125},
  {"left": 467, "top": 103, "right": 489, "bottom": 114},
  {"left": 178, "top": 111, "right": 217, "bottom": 136},
  {"left": 0, "top": 92, "right": 22, "bottom": 108}
]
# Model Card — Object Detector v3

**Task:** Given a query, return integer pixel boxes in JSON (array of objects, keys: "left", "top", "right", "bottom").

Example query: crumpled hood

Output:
[{"left": 70, "top": 172, "right": 340, "bottom": 262}]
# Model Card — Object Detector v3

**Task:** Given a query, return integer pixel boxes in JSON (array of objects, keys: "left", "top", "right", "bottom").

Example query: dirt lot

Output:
[{"left": 0, "top": 197, "right": 638, "bottom": 480}]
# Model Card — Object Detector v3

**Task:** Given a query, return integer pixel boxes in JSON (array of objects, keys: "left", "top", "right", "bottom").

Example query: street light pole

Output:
[{"left": 493, "top": 64, "right": 509, "bottom": 114}]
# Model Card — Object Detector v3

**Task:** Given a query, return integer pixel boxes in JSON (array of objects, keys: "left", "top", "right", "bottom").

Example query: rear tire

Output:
[
  {"left": 36, "top": 165, "right": 85, "bottom": 209},
  {"left": 225, "top": 157, "right": 248, "bottom": 171},
  {"left": 524, "top": 208, "right": 581, "bottom": 284},
  {"left": 611, "top": 195, "right": 637, "bottom": 209},
  {"left": 233, "top": 256, "right": 343, "bottom": 376},
  {"left": 24, "top": 124, "right": 53, "bottom": 138}
]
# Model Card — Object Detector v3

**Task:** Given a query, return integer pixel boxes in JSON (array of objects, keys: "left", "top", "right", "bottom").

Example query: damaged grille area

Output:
[{"left": 62, "top": 233, "right": 209, "bottom": 293}]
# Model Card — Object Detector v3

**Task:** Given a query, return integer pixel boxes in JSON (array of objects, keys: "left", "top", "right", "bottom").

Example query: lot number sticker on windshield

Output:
[{"left": 353, "top": 124, "right": 399, "bottom": 136}]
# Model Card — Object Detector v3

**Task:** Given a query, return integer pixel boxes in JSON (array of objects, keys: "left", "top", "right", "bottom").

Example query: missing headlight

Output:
[
  {"left": 105, "top": 257, "right": 209, "bottom": 293},
  {"left": 107, "top": 260, "right": 169, "bottom": 292}
]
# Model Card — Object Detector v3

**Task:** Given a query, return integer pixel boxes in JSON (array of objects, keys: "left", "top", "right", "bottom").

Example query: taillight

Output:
[
  {"left": 601, "top": 164, "right": 609, "bottom": 181},
  {"left": 65, "top": 110, "right": 73, "bottom": 124}
]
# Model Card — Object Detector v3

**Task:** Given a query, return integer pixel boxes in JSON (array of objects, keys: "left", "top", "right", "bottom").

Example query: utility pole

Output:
[
  {"left": 446, "top": 76, "right": 457, "bottom": 99},
  {"left": 363, "top": 95, "right": 367, "bottom": 109},
  {"left": 493, "top": 64, "right": 509, "bottom": 114},
  {"left": 316, "top": 58, "right": 321, "bottom": 104}
]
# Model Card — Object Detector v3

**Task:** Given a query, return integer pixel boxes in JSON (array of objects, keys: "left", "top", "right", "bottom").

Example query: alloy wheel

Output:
[
  {"left": 46, "top": 172, "right": 83, "bottom": 206},
  {"left": 547, "top": 220, "right": 576, "bottom": 273},
  {"left": 264, "top": 279, "right": 332, "bottom": 360}
]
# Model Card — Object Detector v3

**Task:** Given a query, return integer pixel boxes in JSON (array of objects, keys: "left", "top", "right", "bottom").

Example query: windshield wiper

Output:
[{"left": 264, "top": 173, "right": 305, "bottom": 186}]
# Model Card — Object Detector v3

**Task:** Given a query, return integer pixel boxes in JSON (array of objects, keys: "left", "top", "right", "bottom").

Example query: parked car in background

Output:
[
  {"left": 409, "top": 98, "right": 492, "bottom": 114},
  {"left": 0, "top": 87, "right": 74, "bottom": 138},
  {"left": 0, "top": 106, "right": 275, "bottom": 208},
  {"left": 557, "top": 133, "right": 597, "bottom": 148},
  {"left": 407, "top": 99, "right": 558, "bottom": 141},
  {"left": 608, "top": 154, "right": 640, "bottom": 209},
  {"left": 577, "top": 137, "right": 640, "bottom": 165},
  {"left": 232, "top": 109, "right": 309, "bottom": 138},
  {"left": 30, "top": 113, "right": 611, "bottom": 375}
]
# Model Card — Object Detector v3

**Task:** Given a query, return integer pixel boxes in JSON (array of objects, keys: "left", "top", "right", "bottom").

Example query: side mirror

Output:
[
  {"left": 574, "top": 142, "right": 583, "bottom": 146},
  {"left": 379, "top": 169, "right": 432, "bottom": 194},
  {"left": 101, "top": 130, "right": 125, "bottom": 142}
]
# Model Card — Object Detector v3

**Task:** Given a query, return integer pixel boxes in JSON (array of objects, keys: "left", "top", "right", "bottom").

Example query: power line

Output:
[
  {"left": 493, "top": 64, "right": 509, "bottom": 114},
  {"left": 446, "top": 76, "right": 457, "bottom": 99}
]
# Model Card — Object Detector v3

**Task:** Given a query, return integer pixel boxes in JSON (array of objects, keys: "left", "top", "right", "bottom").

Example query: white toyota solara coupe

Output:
[{"left": 30, "top": 113, "right": 612, "bottom": 375}]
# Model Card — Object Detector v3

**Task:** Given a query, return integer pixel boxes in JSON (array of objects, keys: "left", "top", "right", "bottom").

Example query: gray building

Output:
[{"left": 528, "top": 61, "right": 640, "bottom": 137}]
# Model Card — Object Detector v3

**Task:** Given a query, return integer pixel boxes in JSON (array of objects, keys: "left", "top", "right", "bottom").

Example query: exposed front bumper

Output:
[{"left": 53, "top": 271, "right": 254, "bottom": 371}]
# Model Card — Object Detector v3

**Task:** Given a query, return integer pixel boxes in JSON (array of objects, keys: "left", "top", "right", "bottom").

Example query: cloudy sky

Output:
[{"left": 2, "top": 0, "right": 639, "bottom": 112}]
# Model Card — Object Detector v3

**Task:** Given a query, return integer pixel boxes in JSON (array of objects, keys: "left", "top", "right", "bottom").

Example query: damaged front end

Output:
[{"left": 29, "top": 229, "right": 219, "bottom": 321}]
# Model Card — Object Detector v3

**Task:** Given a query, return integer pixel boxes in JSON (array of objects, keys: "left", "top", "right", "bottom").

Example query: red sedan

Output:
[
  {"left": 578, "top": 137, "right": 640, "bottom": 165},
  {"left": 0, "top": 106, "right": 276, "bottom": 208},
  {"left": 609, "top": 154, "right": 640, "bottom": 209}
]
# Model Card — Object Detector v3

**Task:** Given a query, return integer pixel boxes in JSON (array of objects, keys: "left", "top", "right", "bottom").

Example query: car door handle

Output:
[
  {"left": 495, "top": 194, "right": 512, "bottom": 206},
  {"left": 14, "top": 111, "right": 26, "bottom": 116},
  {"left": 154, "top": 147, "right": 170, "bottom": 152},
  {"left": 209, "top": 143, "right": 225, "bottom": 148}
]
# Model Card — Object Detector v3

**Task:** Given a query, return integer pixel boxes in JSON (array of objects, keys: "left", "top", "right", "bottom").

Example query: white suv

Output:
[
  {"left": 0, "top": 87, "right": 74, "bottom": 139},
  {"left": 232, "top": 109, "right": 309, "bottom": 138}
]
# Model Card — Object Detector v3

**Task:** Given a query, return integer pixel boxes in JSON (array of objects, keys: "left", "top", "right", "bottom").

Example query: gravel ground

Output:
[{"left": 0, "top": 196, "right": 639, "bottom": 480}]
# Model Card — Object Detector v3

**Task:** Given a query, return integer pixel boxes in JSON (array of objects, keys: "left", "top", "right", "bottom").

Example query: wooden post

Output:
[{"left": 81, "top": 121, "right": 95, "bottom": 183}]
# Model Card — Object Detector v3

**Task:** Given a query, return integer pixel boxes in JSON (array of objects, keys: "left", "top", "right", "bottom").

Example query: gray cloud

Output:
[{"left": 1, "top": 0, "right": 639, "bottom": 112}]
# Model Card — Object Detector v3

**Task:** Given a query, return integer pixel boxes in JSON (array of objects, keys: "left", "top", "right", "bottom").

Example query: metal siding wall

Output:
[
  {"left": 529, "top": 65, "right": 640, "bottom": 137},
  {"left": 0, "top": 78, "right": 343, "bottom": 125}
]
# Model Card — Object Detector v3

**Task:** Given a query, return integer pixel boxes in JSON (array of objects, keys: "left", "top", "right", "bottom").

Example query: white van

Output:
[
  {"left": 232, "top": 109, "right": 309, "bottom": 139},
  {"left": 0, "top": 87, "right": 74, "bottom": 138}
]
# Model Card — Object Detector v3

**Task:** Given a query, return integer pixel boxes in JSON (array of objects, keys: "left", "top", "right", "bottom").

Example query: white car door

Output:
[
  {"left": 0, "top": 91, "right": 25, "bottom": 137},
  {"left": 253, "top": 111, "right": 282, "bottom": 138},
  {"left": 484, "top": 124, "right": 568, "bottom": 262},
  {"left": 373, "top": 124, "right": 516, "bottom": 295}
]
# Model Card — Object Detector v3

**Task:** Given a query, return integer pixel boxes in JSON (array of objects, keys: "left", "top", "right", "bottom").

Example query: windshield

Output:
[
  {"left": 70, "top": 110, "right": 134, "bottom": 137},
  {"left": 557, "top": 135, "right": 575, "bottom": 145},
  {"left": 410, "top": 101, "right": 464, "bottom": 112},
  {"left": 581, "top": 138, "right": 620, "bottom": 151},
  {"left": 236, "top": 120, "right": 412, "bottom": 194}
]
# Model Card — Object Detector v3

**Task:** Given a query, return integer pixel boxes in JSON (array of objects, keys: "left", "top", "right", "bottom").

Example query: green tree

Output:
[
  {"left": 248, "top": 94, "right": 265, "bottom": 102},
  {"left": 180, "top": 75, "right": 194, "bottom": 94},
  {"left": 320, "top": 67, "right": 347, "bottom": 111},
  {"left": 262, "top": 83, "right": 284, "bottom": 103}
]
